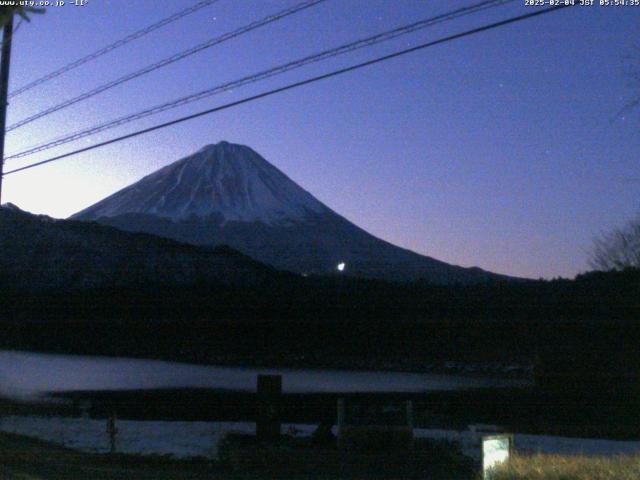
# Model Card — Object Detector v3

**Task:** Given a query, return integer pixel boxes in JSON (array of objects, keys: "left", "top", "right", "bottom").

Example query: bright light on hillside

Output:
[{"left": 337, "top": 262, "right": 345, "bottom": 272}]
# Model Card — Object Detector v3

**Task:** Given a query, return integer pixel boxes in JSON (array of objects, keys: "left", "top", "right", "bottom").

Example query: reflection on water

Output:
[{"left": 0, "top": 350, "right": 526, "bottom": 400}]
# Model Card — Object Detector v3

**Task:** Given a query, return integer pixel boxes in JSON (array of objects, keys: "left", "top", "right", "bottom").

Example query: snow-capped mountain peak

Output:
[
  {"left": 73, "top": 141, "right": 512, "bottom": 284},
  {"left": 73, "top": 141, "right": 328, "bottom": 225}
]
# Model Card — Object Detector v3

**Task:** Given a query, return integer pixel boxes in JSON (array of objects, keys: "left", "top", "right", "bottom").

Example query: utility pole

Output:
[{"left": 0, "top": 13, "right": 14, "bottom": 204}]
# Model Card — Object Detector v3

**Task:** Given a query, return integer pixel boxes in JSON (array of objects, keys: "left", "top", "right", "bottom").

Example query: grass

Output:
[
  {"left": 9, "top": 428, "right": 640, "bottom": 480},
  {"left": 492, "top": 453, "right": 640, "bottom": 480}
]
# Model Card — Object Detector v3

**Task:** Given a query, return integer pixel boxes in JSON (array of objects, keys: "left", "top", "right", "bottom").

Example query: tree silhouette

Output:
[{"left": 590, "top": 213, "right": 640, "bottom": 271}]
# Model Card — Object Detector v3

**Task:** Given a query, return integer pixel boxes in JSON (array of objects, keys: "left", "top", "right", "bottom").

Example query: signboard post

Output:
[
  {"left": 107, "top": 412, "right": 118, "bottom": 454},
  {"left": 482, "top": 434, "right": 513, "bottom": 480},
  {"left": 337, "top": 398, "right": 414, "bottom": 451}
]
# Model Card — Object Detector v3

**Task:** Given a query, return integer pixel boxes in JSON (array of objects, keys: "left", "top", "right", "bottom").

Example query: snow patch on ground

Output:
[
  {"left": 414, "top": 428, "right": 640, "bottom": 460},
  {"left": 2, "top": 415, "right": 639, "bottom": 461},
  {"left": 0, "top": 415, "right": 253, "bottom": 459}
]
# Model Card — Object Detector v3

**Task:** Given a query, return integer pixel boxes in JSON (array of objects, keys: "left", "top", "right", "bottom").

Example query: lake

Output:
[
  {"left": 2, "top": 350, "right": 636, "bottom": 463},
  {"left": 0, "top": 350, "right": 526, "bottom": 400}
]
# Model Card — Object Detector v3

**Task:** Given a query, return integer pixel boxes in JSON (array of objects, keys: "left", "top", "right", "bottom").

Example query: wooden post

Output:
[
  {"left": 256, "top": 374, "right": 281, "bottom": 442},
  {"left": 79, "top": 400, "right": 91, "bottom": 419},
  {"left": 337, "top": 398, "right": 345, "bottom": 429},
  {"left": 405, "top": 400, "right": 413, "bottom": 428},
  {"left": 107, "top": 412, "right": 118, "bottom": 454}
]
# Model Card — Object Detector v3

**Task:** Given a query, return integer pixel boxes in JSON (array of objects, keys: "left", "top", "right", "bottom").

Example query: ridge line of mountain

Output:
[{"left": 71, "top": 141, "right": 519, "bottom": 285}]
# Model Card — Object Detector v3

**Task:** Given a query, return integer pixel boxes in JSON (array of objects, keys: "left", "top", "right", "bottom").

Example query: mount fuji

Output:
[{"left": 72, "top": 141, "right": 509, "bottom": 284}]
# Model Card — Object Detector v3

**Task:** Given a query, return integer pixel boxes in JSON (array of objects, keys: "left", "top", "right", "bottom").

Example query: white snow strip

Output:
[
  {"left": 2, "top": 416, "right": 639, "bottom": 461},
  {"left": 414, "top": 428, "right": 640, "bottom": 460}
]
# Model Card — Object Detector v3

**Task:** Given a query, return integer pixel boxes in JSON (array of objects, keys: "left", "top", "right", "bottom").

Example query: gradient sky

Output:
[{"left": 2, "top": 0, "right": 638, "bottom": 279}]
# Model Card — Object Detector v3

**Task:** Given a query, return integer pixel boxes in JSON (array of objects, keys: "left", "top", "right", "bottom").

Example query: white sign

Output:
[{"left": 482, "top": 434, "right": 512, "bottom": 480}]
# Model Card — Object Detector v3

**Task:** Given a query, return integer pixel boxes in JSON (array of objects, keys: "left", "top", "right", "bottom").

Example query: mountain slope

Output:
[
  {"left": 0, "top": 205, "right": 278, "bottom": 291},
  {"left": 73, "top": 141, "right": 512, "bottom": 284},
  {"left": 75, "top": 141, "right": 328, "bottom": 225}
]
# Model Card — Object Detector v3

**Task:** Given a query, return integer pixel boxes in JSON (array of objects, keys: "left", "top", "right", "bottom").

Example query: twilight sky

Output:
[{"left": 2, "top": 0, "right": 638, "bottom": 279}]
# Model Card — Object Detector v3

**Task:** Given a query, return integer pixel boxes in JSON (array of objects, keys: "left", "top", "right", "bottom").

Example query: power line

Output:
[
  {"left": 6, "top": 0, "right": 327, "bottom": 132},
  {"left": 3, "top": 4, "right": 572, "bottom": 177},
  {"left": 6, "top": 0, "right": 514, "bottom": 160},
  {"left": 8, "top": 0, "right": 220, "bottom": 99}
]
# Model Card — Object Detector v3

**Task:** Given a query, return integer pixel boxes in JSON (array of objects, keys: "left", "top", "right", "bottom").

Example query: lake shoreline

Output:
[{"left": 3, "top": 384, "right": 638, "bottom": 442}]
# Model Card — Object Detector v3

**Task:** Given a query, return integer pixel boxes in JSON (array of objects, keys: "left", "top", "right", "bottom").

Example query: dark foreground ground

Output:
[
  {"left": 0, "top": 432, "right": 476, "bottom": 480},
  {"left": 3, "top": 406, "right": 639, "bottom": 480},
  {"left": 0, "top": 432, "right": 219, "bottom": 480}
]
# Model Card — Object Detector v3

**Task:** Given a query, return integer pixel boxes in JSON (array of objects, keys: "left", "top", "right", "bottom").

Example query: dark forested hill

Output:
[
  {"left": 0, "top": 204, "right": 283, "bottom": 291},
  {"left": 1, "top": 204, "right": 638, "bottom": 374}
]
